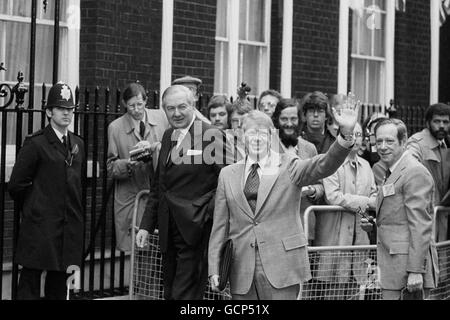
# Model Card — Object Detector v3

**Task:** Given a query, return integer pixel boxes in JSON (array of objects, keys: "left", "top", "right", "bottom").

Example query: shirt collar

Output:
[
  {"left": 131, "top": 112, "right": 147, "bottom": 128},
  {"left": 176, "top": 114, "right": 196, "bottom": 137},
  {"left": 389, "top": 151, "right": 407, "bottom": 173},
  {"left": 51, "top": 125, "right": 68, "bottom": 142},
  {"left": 345, "top": 154, "right": 362, "bottom": 166}
]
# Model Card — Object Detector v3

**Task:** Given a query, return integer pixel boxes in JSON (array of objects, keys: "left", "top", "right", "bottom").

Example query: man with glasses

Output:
[
  {"left": 300, "top": 91, "right": 336, "bottom": 155},
  {"left": 258, "top": 89, "right": 283, "bottom": 118},
  {"left": 107, "top": 82, "right": 169, "bottom": 252},
  {"left": 9, "top": 82, "right": 85, "bottom": 299},
  {"left": 361, "top": 118, "right": 438, "bottom": 300}
]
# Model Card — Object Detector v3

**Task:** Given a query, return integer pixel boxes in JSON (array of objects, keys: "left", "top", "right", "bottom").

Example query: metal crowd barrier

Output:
[
  {"left": 302, "top": 205, "right": 450, "bottom": 300},
  {"left": 129, "top": 190, "right": 231, "bottom": 300},
  {"left": 129, "top": 195, "right": 449, "bottom": 300}
]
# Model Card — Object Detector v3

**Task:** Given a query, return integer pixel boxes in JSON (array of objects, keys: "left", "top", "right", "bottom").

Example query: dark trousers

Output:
[
  {"left": 161, "top": 213, "right": 211, "bottom": 300},
  {"left": 17, "top": 267, "right": 68, "bottom": 300}
]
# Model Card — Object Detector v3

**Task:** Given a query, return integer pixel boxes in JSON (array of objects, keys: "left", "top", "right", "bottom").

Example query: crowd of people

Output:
[{"left": 7, "top": 77, "right": 450, "bottom": 300}]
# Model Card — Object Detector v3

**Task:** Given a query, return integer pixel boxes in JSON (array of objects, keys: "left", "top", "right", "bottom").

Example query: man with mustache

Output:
[
  {"left": 406, "top": 103, "right": 450, "bottom": 242},
  {"left": 272, "top": 98, "right": 324, "bottom": 244}
]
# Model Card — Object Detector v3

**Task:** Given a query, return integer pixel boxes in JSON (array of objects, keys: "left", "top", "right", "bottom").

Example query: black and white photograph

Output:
[{"left": 0, "top": 0, "right": 449, "bottom": 311}]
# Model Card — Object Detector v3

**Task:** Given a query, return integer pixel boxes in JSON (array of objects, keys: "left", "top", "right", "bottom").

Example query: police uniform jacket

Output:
[{"left": 8, "top": 125, "right": 85, "bottom": 272}]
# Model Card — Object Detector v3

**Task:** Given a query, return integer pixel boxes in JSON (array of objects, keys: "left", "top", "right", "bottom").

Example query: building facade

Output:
[{"left": 1, "top": 0, "right": 449, "bottom": 107}]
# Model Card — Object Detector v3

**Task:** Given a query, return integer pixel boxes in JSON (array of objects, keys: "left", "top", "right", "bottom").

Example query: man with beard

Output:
[
  {"left": 272, "top": 98, "right": 324, "bottom": 244},
  {"left": 407, "top": 103, "right": 450, "bottom": 242}
]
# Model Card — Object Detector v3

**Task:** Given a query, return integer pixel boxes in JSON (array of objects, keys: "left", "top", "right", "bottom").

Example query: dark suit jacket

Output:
[
  {"left": 140, "top": 118, "right": 229, "bottom": 252},
  {"left": 8, "top": 125, "right": 86, "bottom": 271}
]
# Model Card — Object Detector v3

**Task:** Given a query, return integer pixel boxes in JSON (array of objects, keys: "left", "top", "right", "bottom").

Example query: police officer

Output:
[{"left": 9, "top": 82, "right": 85, "bottom": 300}]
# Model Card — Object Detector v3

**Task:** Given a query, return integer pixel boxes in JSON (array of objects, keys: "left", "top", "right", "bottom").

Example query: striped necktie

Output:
[{"left": 244, "top": 163, "right": 260, "bottom": 214}]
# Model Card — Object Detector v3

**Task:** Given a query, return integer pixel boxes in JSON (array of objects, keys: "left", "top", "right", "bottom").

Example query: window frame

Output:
[
  {"left": 214, "top": 0, "right": 272, "bottom": 98},
  {"left": 338, "top": 0, "right": 395, "bottom": 107},
  {"left": 0, "top": 0, "right": 80, "bottom": 181}
]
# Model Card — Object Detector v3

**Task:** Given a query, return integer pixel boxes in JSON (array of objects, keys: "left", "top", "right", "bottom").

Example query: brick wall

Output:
[
  {"left": 291, "top": 0, "right": 340, "bottom": 99},
  {"left": 172, "top": 0, "right": 217, "bottom": 96},
  {"left": 80, "top": 0, "right": 162, "bottom": 92},
  {"left": 439, "top": 19, "right": 450, "bottom": 104},
  {"left": 395, "top": 0, "right": 431, "bottom": 106}
]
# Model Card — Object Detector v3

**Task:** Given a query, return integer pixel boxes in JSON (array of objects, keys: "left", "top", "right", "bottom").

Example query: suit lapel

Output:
[
  {"left": 376, "top": 156, "right": 408, "bottom": 220},
  {"left": 169, "top": 119, "right": 203, "bottom": 166},
  {"left": 228, "top": 163, "right": 254, "bottom": 220},
  {"left": 44, "top": 125, "right": 67, "bottom": 158},
  {"left": 162, "top": 128, "right": 175, "bottom": 167},
  {"left": 254, "top": 154, "right": 282, "bottom": 217}
]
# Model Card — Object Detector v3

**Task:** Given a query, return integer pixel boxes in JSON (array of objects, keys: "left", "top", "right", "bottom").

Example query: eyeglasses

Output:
[
  {"left": 126, "top": 102, "right": 146, "bottom": 110},
  {"left": 245, "top": 130, "right": 271, "bottom": 139}
]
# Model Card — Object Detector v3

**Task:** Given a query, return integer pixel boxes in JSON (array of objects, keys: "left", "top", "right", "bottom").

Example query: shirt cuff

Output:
[{"left": 337, "top": 134, "right": 355, "bottom": 149}]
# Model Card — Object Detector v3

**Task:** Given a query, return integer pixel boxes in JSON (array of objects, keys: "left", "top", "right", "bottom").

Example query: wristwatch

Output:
[{"left": 339, "top": 131, "right": 354, "bottom": 142}]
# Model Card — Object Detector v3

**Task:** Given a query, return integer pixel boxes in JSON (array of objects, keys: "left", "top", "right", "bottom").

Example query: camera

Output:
[{"left": 129, "top": 147, "right": 152, "bottom": 163}]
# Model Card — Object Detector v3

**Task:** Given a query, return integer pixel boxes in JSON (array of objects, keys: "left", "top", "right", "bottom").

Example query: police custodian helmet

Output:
[{"left": 46, "top": 82, "right": 75, "bottom": 109}]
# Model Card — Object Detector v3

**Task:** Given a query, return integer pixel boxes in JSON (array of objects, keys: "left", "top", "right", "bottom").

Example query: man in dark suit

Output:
[
  {"left": 136, "top": 85, "right": 230, "bottom": 300},
  {"left": 8, "top": 82, "right": 85, "bottom": 300}
]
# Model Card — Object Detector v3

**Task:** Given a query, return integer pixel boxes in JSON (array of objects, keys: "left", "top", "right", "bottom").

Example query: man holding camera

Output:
[{"left": 107, "top": 82, "right": 169, "bottom": 252}]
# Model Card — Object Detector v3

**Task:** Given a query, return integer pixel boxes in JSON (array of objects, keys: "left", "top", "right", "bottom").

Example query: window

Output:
[
  {"left": 349, "top": 0, "right": 394, "bottom": 105},
  {"left": 0, "top": 0, "right": 79, "bottom": 144},
  {"left": 214, "top": 0, "right": 271, "bottom": 97}
]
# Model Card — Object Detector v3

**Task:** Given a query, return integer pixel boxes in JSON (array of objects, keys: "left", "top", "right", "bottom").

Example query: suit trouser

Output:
[
  {"left": 17, "top": 267, "right": 68, "bottom": 300},
  {"left": 161, "top": 213, "right": 211, "bottom": 300},
  {"left": 232, "top": 246, "right": 299, "bottom": 300}
]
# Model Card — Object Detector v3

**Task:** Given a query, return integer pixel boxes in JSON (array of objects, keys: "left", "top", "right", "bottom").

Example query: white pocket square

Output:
[{"left": 187, "top": 149, "right": 203, "bottom": 156}]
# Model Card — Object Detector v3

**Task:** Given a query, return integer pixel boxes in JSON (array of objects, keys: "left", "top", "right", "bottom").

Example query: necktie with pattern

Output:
[
  {"left": 244, "top": 163, "right": 260, "bottom": 214},
  {"left": 384, "top": 168, "right": 391, "bottom": 184}
]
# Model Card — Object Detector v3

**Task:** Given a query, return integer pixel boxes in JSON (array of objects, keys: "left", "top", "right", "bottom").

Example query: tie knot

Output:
[
  {"left": 386, "top": 169, "right": 391, "bottom": 179},
  {"left": 251, "top": 163, "right": 259, "bottom": 171},
  {"left": 440, "top": 140, "right": 447, "bottom": 149}
]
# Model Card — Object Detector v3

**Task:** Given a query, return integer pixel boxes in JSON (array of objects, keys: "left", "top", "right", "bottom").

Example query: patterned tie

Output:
[
  {"left": 244, "top": 163, "right": 260, "bottom": 214},
  {"left": 139, "top": 121, "right": 146, "bottom": 139},
  {"left": 384, "top": 168, "right": 391, "bottom": 184}
]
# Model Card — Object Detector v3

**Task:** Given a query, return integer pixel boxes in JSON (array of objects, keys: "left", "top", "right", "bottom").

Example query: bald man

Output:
[{"left": 136, "top": 85, "right": 231, "bottom": 300}]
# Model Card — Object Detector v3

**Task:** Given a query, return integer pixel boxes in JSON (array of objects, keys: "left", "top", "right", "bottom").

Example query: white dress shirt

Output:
[{"left": 51, "top": 126, "right": 68, "bottom": 144}]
